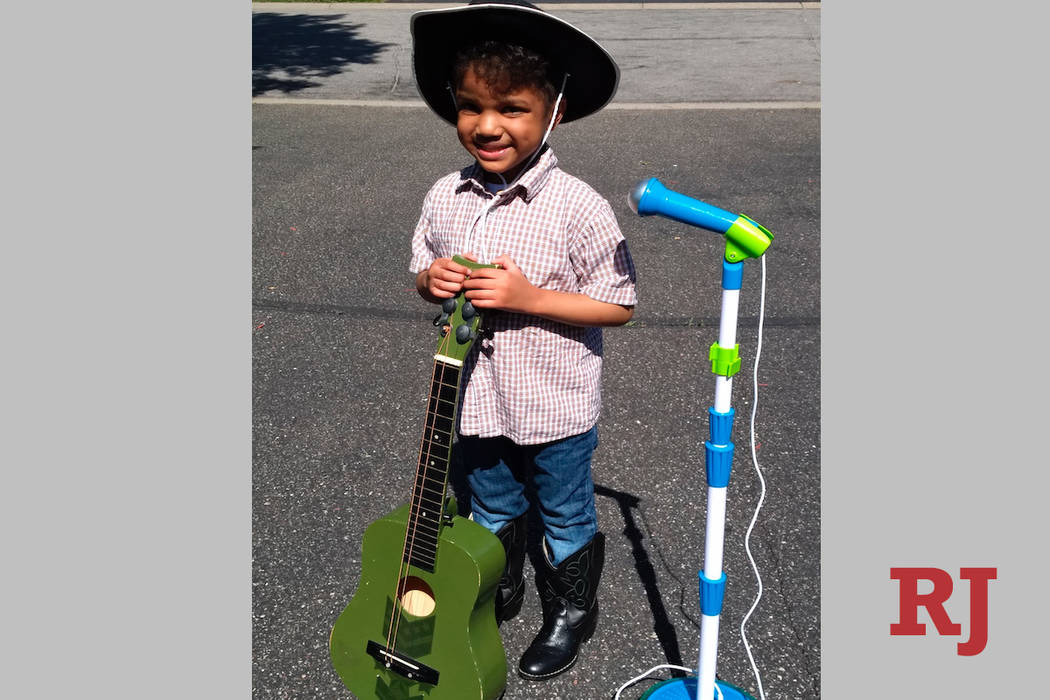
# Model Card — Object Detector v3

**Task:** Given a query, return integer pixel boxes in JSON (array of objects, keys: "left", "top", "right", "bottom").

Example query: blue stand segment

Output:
[
  {"left": 721, "top": 260, "right": 744, "bottom": 290},
  {"left": 640, "top": 677, "right": 756, "bottom": 700},
  {"left": 704, "top": 442, "right": 734, "bottom": 487},
  {"left": 699, "top": 572, "right": 727, "bottom": 616},
  {"left": 708, "top": 407, "right": 735, "bottom": 445}
]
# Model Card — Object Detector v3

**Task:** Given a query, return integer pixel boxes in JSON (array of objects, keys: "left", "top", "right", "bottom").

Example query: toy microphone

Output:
[{"left": 628, "top": 178, "right": 772, "bottom": 262}]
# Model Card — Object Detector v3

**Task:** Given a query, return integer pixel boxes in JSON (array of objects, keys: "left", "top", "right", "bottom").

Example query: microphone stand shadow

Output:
[{"left": 594, "top": 483, "right": 688, "bottom": 675}]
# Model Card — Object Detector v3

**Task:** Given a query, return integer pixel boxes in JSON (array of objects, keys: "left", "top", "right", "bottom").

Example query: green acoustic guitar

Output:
[{"left": 331, "top": 256, "right": 507, "bottom": 700}]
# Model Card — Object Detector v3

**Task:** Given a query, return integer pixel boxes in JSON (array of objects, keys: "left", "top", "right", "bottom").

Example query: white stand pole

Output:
[{"left": 696, "top": 271, "right": 742, "bottom": 700}]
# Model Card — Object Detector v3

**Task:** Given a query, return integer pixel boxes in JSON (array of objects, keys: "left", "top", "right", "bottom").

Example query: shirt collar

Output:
[{"left": 458, "top": 146, "right": 559, "bottom": 203}]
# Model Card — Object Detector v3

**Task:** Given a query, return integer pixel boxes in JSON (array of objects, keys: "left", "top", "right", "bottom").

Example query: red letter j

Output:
[{"left": 957, "top": 567, "right": 996, "bottom": 656}]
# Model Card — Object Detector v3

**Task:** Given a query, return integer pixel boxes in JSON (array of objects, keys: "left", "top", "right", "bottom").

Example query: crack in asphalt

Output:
[{"left": 252, "top": 297, "right": 818, "bottom": 329}]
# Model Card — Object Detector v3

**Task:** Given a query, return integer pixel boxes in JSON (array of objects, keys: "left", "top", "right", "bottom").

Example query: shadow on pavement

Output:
[
  {"left": 253, "top": 12, "right": 392, "bottom": 96},
  {"left": 595, "top": 482, "right": 689, "bottom": 674}
]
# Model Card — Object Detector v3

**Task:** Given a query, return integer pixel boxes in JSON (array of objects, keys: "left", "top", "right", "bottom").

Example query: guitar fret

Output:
[
  {"left": 419, "top": 452, "right": 450, "bottom": 468},
  {"left": 421, "top": 441, "right": 451, "bottom": 454},
  {"left": 414, "top": 470, "right": 446, "bottom": 485},
  {"left": 409, "top": 527, "right": 438, "bottom": 541},
  {"left": 413, "top": 495, "right": 444, "bottom": 511},
  {"left": 408, "top": 555, "right": 436, "bottom": 571},
  {"left": 415, "top": 469, "right": 447, "bottom": 483},
  {"left": 417, "top": 457, "right": 449, "bottom": 473},
  {"left": 413, "top": 483, "right": 445, "bottom": 499},
  {"left": 408, "top": 545, "right": 438, "bottom": 560},
  {"left": 422, "top": 435, "right": 451, "bottom": 449},
  {"left": 413, "top": 481, "right": 446, "bottom": 498},
  {"left": 411, "top": 496, "right": 444, "bottom": 514},
  {"left": 416, "top": 478, "right": 447, "bottom": 494},
  {"left": 422, "top": 421, "right": 454, "bottom": 438},
  {"left": 407, "top": 526, "right": 439, "bottom": 543},
  {"left": 409, "top": 515, "right": 441, "bottom": 529},
  {"left": 407, "top": 538, "right": 438, "bottom": 554}
]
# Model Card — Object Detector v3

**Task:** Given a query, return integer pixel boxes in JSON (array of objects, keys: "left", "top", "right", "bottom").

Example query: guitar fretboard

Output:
[{"left": 404, "top": 358, "right": 461, "bottom": 572}]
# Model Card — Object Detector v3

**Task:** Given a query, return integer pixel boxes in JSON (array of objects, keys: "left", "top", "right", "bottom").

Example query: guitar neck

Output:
[
  {"left": 402, "top": 257, "right": 496, "bottom": 573},
  {"left": 404, "top": 355, "right": 463, "bottom": 572}
]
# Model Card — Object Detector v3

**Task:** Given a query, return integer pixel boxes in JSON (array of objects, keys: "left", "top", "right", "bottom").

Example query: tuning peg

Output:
[
  {"left": 455, "top": 324, "right": 475, "bottom": 344},
  {"left": 460, "top": 301, "right": 477, "bottom": 320},
  {"left": 441, "top": 298, "right": 458, "bottom": 314},
  {"left": 432, "top": 312, "right": 449, "bottom": 327}
]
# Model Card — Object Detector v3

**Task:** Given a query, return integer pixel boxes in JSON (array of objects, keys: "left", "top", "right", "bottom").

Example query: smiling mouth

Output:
[{"left": 476, "top": 144, "right": 510, "bottom": 160}]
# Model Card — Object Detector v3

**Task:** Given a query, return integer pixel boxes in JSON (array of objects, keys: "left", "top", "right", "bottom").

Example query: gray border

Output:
[
  {"left": 6, "top": 2, "right": 246, "bottom": 697},
  {"left": 822, "top": 1, "right": 1048, "bottom": 696}
]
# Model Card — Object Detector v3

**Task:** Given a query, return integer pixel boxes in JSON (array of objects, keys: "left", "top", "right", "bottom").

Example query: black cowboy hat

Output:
[{"left": 410, "top": 0, "right": 620, "bottom": 125}]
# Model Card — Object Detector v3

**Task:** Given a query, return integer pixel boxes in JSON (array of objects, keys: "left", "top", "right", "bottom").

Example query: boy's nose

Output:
[{"left": 476, "top": 110, "right": 503, "bottom": 136}]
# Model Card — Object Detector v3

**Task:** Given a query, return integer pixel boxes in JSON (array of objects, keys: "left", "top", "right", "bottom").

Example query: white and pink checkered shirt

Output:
[{"left": 410, "top": 148, "right": 637, "bottom": 445}]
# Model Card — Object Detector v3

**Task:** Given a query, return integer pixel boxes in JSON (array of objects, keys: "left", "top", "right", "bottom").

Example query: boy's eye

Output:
[{"left": 502, "top": 104, "right": 527, "bottom": 115}]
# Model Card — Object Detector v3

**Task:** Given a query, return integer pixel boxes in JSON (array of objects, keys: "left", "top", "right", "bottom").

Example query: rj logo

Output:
[{"left": 890, "top": 567, "right": 997, "bottom": 656}]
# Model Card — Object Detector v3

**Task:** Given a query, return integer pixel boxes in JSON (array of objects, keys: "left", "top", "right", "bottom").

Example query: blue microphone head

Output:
[
  {"left": 627, "top": 178, "right": 663, "bottom": 215},
  {"left": 627, "top": 177, "right": 736, "bottom": 234}
]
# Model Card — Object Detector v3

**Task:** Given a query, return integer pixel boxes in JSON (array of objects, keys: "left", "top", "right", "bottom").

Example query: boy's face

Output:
[{"left": 455, "top": 66, "right": 563, "bottom": 183}]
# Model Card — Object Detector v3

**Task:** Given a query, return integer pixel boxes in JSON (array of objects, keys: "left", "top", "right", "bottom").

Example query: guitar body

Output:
[
  {"left": 331, "top": 258, "right": 506, "bottom": 700},
  {"left": 330, "top": 504, "right": 507, "bottom": 700}
]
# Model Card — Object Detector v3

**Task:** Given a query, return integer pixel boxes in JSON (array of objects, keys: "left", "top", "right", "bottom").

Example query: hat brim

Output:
[{"left": 411, "top": 4, "right": 620, "bottom": 125}]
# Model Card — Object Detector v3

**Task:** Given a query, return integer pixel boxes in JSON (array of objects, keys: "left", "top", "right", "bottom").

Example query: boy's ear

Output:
[{"left": 551, "top": 99, "right": 566, "bottom": 129}]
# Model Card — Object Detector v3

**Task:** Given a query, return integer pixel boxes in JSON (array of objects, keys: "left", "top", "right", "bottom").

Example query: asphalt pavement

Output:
[{"left": 253, "top": 3, "right": 820, "bottom": 699}]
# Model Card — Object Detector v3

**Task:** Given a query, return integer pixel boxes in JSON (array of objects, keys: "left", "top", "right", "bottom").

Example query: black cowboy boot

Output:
[
  {"left": 494, "top": 512, "right": 528, "bottom": 625},
  {"left": 518, "top": 532, "right": 605, "bottom": 680}
]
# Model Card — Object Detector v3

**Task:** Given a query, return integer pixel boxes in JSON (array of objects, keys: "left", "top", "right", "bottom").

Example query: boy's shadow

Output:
[{"left": 449, "top": 444, "right": 686, "bottom": 672}]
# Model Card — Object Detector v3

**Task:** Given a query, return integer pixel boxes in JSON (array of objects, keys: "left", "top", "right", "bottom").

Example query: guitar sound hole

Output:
[{"left": 399, "top": 576, "right": 436, "bottom": 617}]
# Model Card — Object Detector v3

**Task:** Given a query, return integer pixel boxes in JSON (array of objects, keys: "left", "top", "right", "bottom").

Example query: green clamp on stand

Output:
[
  {"left": 724, "top": 215, "right": 774, "bottom": 263},
  {"left": 709, "top": 343, "right": 742, "bottom": 378}
]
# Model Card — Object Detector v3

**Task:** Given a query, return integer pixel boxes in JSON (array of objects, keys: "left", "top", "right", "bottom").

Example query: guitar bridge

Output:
[{"left": 365, "top": 640, "right": 440, "bottom": 686}]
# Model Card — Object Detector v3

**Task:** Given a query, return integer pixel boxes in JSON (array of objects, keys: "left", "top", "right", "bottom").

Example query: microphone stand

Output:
[{"left": 630, "top": 180, "right": 772, "bottom": 700}]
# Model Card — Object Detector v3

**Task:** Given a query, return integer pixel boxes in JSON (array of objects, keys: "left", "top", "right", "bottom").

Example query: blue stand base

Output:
[{"left": 639, "top": 677, "right": 755, "bottom": 700}]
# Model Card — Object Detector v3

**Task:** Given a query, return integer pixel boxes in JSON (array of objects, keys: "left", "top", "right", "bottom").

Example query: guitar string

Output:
[
  {"left": 385, "top": 355, "right": 440, "bottom": 652},
  {"left": 385, "top": 353, "right": 438, "bottom": 652},
  {"left": 386, "top": 352, "right": 438, "bottom": 654},
  {"left": 390, "top": 349, "right": 458, "bottom": 651},
  {"left": 386, "top": 329, "right": 457, "bottom": 653}
]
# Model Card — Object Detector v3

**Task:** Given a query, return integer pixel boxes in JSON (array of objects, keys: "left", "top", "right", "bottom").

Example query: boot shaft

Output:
[{"left": 538, "top": 532, "right": 605, "bottom": 615}]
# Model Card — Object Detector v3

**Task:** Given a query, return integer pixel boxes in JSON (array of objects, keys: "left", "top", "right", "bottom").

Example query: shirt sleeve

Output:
[
  {"left": 569, "top": 196, "right": 638, "bottom": 307},
  {"left": 409, "top": 188, "right": 438, "bottom": 275}
]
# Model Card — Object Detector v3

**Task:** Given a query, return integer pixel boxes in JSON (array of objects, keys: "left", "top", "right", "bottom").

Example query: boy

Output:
[{"left": 409, "top": 0, "right": 637, "bottom": 681}]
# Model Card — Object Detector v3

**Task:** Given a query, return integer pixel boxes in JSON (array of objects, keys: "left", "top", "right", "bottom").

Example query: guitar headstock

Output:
[{"left": 433, "top": 255, "right": 498, "bottom": 363}]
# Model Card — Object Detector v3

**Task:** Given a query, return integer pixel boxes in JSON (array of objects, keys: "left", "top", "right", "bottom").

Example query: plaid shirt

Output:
[{"left": 410, "top": 148, "right": 637, "bottom": 445}]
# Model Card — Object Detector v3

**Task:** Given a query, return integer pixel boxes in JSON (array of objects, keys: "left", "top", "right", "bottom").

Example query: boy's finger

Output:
[
  {"left": 462, "top": 273, "right": 500, "bottom": 290},
  {"left": 461, "top": 266, "right": 501, "bottom": 279},
  {"left": 491, "top": 254, "right": 517, "bottom": 271}
]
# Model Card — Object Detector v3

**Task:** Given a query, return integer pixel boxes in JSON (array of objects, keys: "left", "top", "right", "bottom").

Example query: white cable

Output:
[
  {"left": 470, "top": 76, "right": 567, "bottom": 263},
  {"left": 739, "top": 254, "right": 768, "bottom": 700},
  {"left": 612, "top": 664, "right": 694, "bottom": 700}
]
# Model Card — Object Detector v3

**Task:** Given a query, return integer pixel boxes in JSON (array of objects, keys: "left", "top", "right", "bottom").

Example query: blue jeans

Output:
[{"left": 458, "top": 427, "right": 599, "bottom": 566}]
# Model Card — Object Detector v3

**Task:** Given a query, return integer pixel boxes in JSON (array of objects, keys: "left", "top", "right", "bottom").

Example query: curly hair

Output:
[{"left": 452, "top": 40, "right": 558, "bottom": 108}]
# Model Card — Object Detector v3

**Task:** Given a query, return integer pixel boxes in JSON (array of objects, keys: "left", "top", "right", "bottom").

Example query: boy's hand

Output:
[
  {"left": 420, "top": 254, "right": 478, "bottom": 300},
  {"left": 462, "top": 255, "right": 536, "bottom": 314},
  {"left": 462, "top": 254, "right": 634, "bottom": 327}
]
